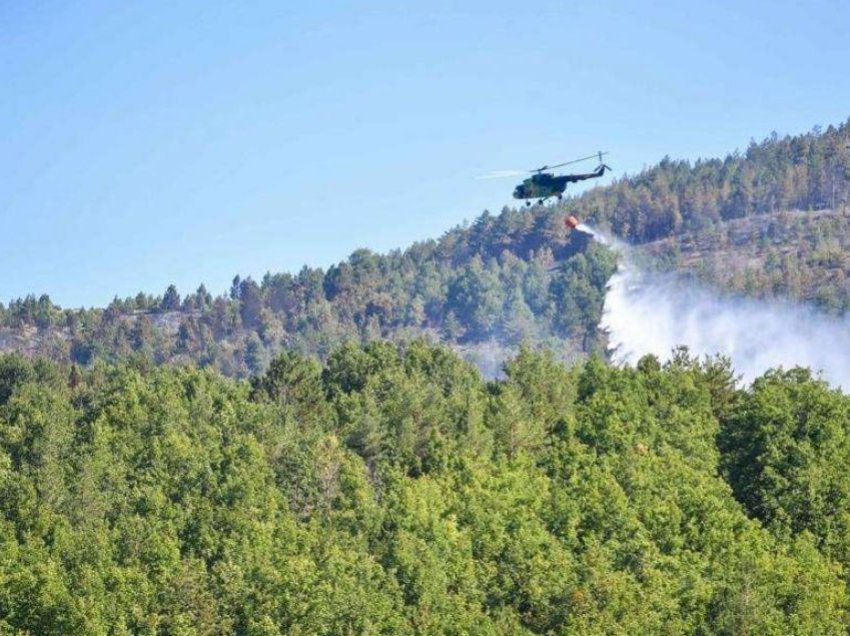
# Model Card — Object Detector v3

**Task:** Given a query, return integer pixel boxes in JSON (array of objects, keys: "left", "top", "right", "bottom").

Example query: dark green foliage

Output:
[
  {"left": 160, "top": 285, "right": 181, "bottom": 312},
  {"left": 250, "top": 349, "right": 331, "bottom": 429},
  {"left": 2, "top": 346, "right": 850, "bottom": 633},
  {"left": 720, "top": 368, "right": 850, "bottom": 570},
  {"left": 0, "top": 354, "right": 35, "bottom": 406},
  {"left": 549, "top": 242, "right": 618, "bottom": 349}
]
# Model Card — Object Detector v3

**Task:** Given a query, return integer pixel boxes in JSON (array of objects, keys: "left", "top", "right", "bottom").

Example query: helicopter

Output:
[{"left": 508, "top": 152, "right": 611, "bottom": 206}]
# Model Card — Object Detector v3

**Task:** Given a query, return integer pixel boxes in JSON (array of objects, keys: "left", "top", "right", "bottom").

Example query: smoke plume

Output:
[{"left": 595, "top": 230, "right": 850, "bottom": 389}]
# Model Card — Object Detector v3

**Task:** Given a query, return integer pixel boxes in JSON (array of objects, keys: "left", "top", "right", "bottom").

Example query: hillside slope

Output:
[
  {"left": 2, "top": 119, "right": 848, "bottom": 375},
  {"left": 0, "top": 209, "right": 614, "bottom": 376},
  {"left": 638, "top": 207, "right": 850, "bottom": 312}
]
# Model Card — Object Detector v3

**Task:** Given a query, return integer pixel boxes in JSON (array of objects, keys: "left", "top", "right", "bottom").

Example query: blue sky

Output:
[{"left": 2, "top": 0, "right": 849, "bottom": 307}]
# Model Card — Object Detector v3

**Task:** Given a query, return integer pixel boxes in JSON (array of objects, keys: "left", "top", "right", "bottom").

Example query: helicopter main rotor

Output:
[
  {"left": 475, "top": 151, "right": 611, "bottom": 181},
  {"left": 533, "top": 151, "right": 609, "bottom": 174}
]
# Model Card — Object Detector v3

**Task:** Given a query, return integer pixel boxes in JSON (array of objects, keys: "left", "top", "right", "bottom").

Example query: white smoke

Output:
[{"left": 596, "top": 232, "right": 850, "bottom": 389}]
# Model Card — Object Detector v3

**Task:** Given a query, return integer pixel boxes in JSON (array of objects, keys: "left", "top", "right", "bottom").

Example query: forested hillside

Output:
[
  {"left": 640, "top": 207, "right": 850, "bottom": 313},
  {"left": 0, "top": 213, "right": 614, "bottom": 377},
  {"left": 2, "top": 119, "right": 849, "bottom": 375},
  {"left": 3, "top": 343, "right": 850, "bottom": 633},
  {"left": 569, "top": 120, "right": 850, "bottom": 242}
]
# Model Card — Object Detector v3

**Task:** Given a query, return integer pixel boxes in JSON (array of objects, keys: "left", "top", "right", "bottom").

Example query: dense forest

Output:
[
  {"left": 4, "top": 343, "right": 850, "bottom": 633},
  {"left": 1, "top": 119, "right": 849, "bottom": 375}
]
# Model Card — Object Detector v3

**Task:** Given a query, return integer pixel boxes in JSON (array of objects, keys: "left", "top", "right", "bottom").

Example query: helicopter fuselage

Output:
[
  {"left": 512, "top": 173, "right": 569, "bottom": 200},
  {"left": 512, "top": 163, "right": 609, "bottom": 203}
]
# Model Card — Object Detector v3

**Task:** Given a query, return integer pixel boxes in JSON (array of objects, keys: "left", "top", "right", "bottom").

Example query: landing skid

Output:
[{"left": 524, "top": 195, "right": 562, "bottom": 208}]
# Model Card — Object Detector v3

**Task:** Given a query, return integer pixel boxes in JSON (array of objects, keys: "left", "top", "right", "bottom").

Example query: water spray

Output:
[{"left": 590, "top": 229, "right": 850, "bottom": 389}]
